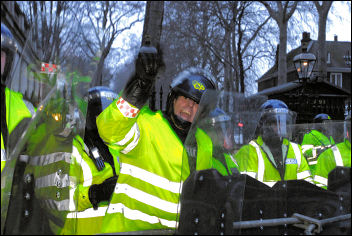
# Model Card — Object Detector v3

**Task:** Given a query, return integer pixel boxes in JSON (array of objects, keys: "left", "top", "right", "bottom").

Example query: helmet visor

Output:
[{"left": 261, "top": 108, "right": 296, "bottom": 140}]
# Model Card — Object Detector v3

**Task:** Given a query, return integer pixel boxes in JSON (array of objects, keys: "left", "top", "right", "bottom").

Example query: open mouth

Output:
[{"left": 179, "top": 110, "right": 191, "bottom": 121}]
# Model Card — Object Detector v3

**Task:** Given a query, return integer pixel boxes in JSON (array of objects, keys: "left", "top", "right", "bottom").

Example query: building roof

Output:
[
  {"left": 258, "top": 38, "right": 351, "bottom": 83},
  {"left": 257, "top": 79, "right": 350, "bottom": 97}
]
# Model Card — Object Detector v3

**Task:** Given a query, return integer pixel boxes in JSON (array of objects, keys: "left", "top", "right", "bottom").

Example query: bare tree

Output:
[
  {"left": 260, "top": 1, "right": 298, "bottom": 85},
  {"left": 314, "top": 1, "right": 333, "bottom": 81},
  {"left": 19, "top": 1, "right": 77, "bottom": 64},
  {"left": 78, "top": 1, "right": 144, "bottom": 87}
]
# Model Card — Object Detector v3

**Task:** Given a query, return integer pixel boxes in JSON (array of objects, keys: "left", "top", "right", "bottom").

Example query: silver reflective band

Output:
[
  {"left": 120, "top": 163, "right": 182, "bottom": 194},
  {"left": 66, "top": 206, "right": 108, "bottom": 218},
  {"left": 115, "top": 123, "right": 140, "bottom": 154},
  {"left": 29, "top": 152, "right": 71, "bottom": 166},
  {"left": 43, "top": 198, "right": 71, "bottom": 211},
  {"left": 114, "top": 183, "right": 179, "bottom": 214},
  {"left": 107, "top": 203, "right": 178, "bottom": 228},
  {"left": 1, "top": 149, "right": 6, "bottom": 161},
  {"left": 249, "top": 141, "right": 264, "bottom": 182},
  {"left": 72, "top": 146, "right": 92, "bottom": 187},
  {"left": 331, "top": 145, "right": 343, "bottom": 167},
  {"left": 314, "top": 175, "right": 328, "bottom": 187},
  {"left": 35, "top": 172, "right": 70, "bottom": 189},
  {"left": 290, "top": 143, "right": 301, "bottom": 170}
]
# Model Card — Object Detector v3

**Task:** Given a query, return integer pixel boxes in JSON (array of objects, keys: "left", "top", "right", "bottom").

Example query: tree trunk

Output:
[
  {"left": 278, "top": 21, "right": 288, "bottom": 85},
  {"left": 142, "top": 1, "right": 164, "bottom": 111},
  {"left": 142, "top": 1, "right": 164, "bottom": 47},
  {"left": 315, "top": 1, "right": 333, "bottom": 82},
  {"left": 260, "top": 1, "right": 298, "bottom": 86}
]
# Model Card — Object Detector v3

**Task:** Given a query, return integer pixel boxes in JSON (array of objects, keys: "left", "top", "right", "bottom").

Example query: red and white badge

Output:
[
  {"left": 41, "top": 62, "right": 59, "bottom": 74},
  {"left": 116, "top": 97, "right": 139, "bottom": 118}
]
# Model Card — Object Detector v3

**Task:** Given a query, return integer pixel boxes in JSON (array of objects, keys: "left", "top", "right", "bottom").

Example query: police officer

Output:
[
  {"left": 301, "top": 113, "right": 335, "bottom": 175},
  {"left": 96, "top": 44, "right": 217, "bottom": 232},
  {"left": 1, "top": 23, "right": 35, "bottom": 172},
  {"left": 61, "top": 86, "right": 118, "bottom": 234},
  {"left": 234, "top": 99, "right": 313, "bottom": 187},
  {"left": 313, "top": 115, "right": 351, "bottom": 189},
  {"left": 18, "top": 85, "right": 117, "bottom": 234},
  {"left": 191, "top": 107, "right": 239, "bottom": 176}
]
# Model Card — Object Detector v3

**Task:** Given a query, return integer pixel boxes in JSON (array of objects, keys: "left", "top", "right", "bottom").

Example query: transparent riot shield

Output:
[
  {"left": 177, "top": 89, "right": 351, "bottom": 235},
  {"left": 271, "top": 121, "right": 351, "bottom": 235},
  {"left": 177, "top": 90, "right": 269, "bottom": 234},
  {"left": 1, "top": 13, "right": 90, "bottom": 234}
]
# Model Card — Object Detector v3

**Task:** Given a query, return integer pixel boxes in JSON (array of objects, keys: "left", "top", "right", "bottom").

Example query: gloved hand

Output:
[
  {"left": 135, "top": 45, "right": 158, "bottom": 80},
  {"left": 122, "top": 41, "right": 165, "bottom": 109},
  {"left": 88, "top": 176, "right": 118, "bottom": 210}
]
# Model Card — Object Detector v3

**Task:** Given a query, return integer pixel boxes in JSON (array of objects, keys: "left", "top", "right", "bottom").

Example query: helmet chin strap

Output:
[
  {"left": 171, "top": 113, "right": 191, "bottom": 131},
  {"left": 166, "top": 112, "right": 191, "bottom": 143}
]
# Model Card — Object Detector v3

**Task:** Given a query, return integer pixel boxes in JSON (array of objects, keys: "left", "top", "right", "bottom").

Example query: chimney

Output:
[
  {"left": 334, "top": 35, "right": 338, "bottom": 42},
  {"left": 301, "top": 32, "right": 311, "bottom": 52}
]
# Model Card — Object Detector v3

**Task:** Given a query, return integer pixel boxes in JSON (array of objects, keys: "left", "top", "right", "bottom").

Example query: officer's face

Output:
[
  {"left": 1, "top": 50, "right": 6, "bottom": 75},
  {"left": 173, "top": 95, "right": 199, "bottom": 123}
]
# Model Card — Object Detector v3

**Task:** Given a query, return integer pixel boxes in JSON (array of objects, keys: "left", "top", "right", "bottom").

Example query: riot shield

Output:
[
  {"left": 177, "top": 90, "right": 351, "bottom": 235},
  {"left": 178, "top": 90, "right": 269, "bottom": 234},
  {"left": 1, "top": 13, "right": 90, "bottom": 234}
]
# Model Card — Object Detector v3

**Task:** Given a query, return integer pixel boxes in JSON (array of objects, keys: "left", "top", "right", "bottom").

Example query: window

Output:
[
  {"left": 327, "top": 52, "right": 331, "bottom": 64},
  {"left": 330, "top": 73, "right": 342, "bottom": 87}
]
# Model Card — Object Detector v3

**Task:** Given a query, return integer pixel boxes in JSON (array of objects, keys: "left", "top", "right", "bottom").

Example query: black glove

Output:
[
  {"left": 122, "top": 43, "right": 164, "bottom": 109},
  {"left": 88, "top": 176, "right": 118, "bottom": 210}
]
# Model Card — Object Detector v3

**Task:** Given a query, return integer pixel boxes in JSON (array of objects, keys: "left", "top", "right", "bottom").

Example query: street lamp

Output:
[{"left": 293, "top": 32, "right": 316, "bottom": 84}]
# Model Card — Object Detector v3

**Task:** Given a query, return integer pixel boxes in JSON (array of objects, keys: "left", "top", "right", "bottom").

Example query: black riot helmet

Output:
[
  {"left": 84, "top": 86, "right": 118, "bottom": 170},
  {"left": 1, "top": 23, "right": 17, "bottom": 86},
  {"left": 257, "top": 99, "right": 296, "bottom": 145},
  {"left": 165, "top": 67, "right": 217, "bottom": 142}
]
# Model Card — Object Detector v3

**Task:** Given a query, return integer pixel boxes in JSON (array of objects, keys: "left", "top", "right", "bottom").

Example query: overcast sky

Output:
[{"left": 321, "top": 1, "right": 351, "bottom": 42}]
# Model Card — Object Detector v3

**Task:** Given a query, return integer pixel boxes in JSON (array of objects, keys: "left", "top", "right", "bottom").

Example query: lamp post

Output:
[{"left": 293, "top": 32, "right": 316, "bottom": 86}]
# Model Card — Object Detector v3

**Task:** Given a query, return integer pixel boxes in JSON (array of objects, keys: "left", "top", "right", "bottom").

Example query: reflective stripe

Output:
[
  {"left": 227, "top": 154, "right": 238, "bottom": 168},
  {"left": 35, "top": 172, "right": 70, "bottom": 189},
  {"left": 43, "top": 198, "right": 71, "bottom": 211},
  {"left": 315, "top": 183, "right": 325, "bottom": 188},
  {"left": 308, "top": 161, "right": 318, "bottom": 165},
  {"left": 120, "top": 163, "right": 182, "bottom": 194},
  {"left": 114, "top": 183, "right": 179, "bottom": 214},
  {"left": 314, "top": 175, "right": 328, "bottom": 187},
  {"left": 69, "top": 185, "right": 76, "bottom": 211},
  {"left": 249, "top": 141, "right": 264, "bottom": 182},
  {"left": 297, "top": 170, "right": 311, "bottom": 180},
  {"left": 262, "top": 181, "right": 276, "bottom": 187},
  {"left": 72, "top": 146, "right": 92, "bottom": 187},
  {"left": 23, "top": 99, "right": 36, "bottom": 116},
  {"left": 107, "top": 203, "right": 178, "bottom": 228},
  {"left": 1, "top": 149, "right": 6, "bottom": 161},
  {"left": 115, "top": 123, "right": 140, "bottom": 154},
  {"left": 240, "top": 171, "right": 256, "bottom": 178},
  {"left": 291, "top": 143, "right": 301, "bottom": 170},
  {"left": 301, "top": 144, "right": 314, "bottom": 154},
  {"left": 312, "top": 148, "right": 317, "bottom": 159},
  {"left": 66, "top": 206, "right": 108, "bottom": 218},
  {"left": 331, "top": 145, "right": 343, "bottom": 167},
  {"left": 116, "top": 123, "right": 138, "bottom": 145},
  {"left": 29, "top": 152, "right": 71, "bottom": 166}
]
